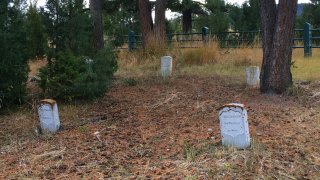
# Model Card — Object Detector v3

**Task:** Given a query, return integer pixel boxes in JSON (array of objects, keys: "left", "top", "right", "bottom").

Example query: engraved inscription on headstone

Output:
[
  {"left": 246, "top": 66, "right": 260, "bottom": 88},
  {"left": 161, "top": 56, "right": 173, "bottom": 79},
  {"left": 219, "top": 103, "right": 250, "bottom": 149},
  {"left": 38, "top": 99, "right": 61, "bottom": 133}
]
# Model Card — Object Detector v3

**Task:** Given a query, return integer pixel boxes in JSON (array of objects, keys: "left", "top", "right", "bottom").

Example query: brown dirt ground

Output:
[{"left": 1, "top": 75, "right": 320, "bottom": 179}]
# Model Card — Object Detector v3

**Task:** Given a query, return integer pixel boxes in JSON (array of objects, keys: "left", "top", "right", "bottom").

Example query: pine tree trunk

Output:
[
  {"left": 90, "top": 0, "right": 104, "bottom": 50},
  {"left": 138, "top": 0, "right": 153, "bottom": 48},
  {"left": 260, "top": 0, "right": 297, "bottom": 93},
  {"left": 260, "top": 0, "right": 277, "bottom": 92},
  {"left": 154, "top": 0, "right": 167, "bottom": 46},
  {"left": 182, "top": 9, "right": 192, "bottom": 33}
]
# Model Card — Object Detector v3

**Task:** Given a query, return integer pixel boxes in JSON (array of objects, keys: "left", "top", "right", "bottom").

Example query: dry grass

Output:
[
  {"left": 0, "top": 107, "right": 38, "bottom": 148},
  {"left": 28, "top": 58, "right": 47, "bottom": 76},
  {"left": 144, "top": 34, "right": 167, "bottom": 56},
  {"left": 117, "top": 42, "right": 262, "bottom": 80},
  {"left": 1, "top": 69, "right": 320, "bottom": 178},
  {"left": 116, "top": 50, "right": 161, "bottom": 78},
  {"left": 27, "top": 38, "right": 320, "bottom": 82},
  {"left": 224, "top": 47, "right": 262, "bottom": 66},
  {"left": 1, "top": 41, "right": 320, "bottom": 180},
  {"left": 117, "top": 42, "right": 320, "bottom": 83},
  {"left": 292, "top": 48, "right": 320, "bottom": 81},
  {"left": 7, "top": 43, "right": 320, "bottom": 145},
  {"left": 0, "top": 102, "right": 83, "bottom": 146},
  {"left": 181, "top": 41, "right": 220, "bottom": 65}
]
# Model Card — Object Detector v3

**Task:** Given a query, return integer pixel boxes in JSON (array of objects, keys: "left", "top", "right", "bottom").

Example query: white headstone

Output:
[
  {"left": 219, "top": 103, "right": 250, "bottom": 149},
  {"left": 38, "top": 99, "right": 60, "bottom": 133},
  {"left": 161, "top": 56, "right": 173, "bottom": 79},
  {"left": 246, "top": 66, "right": 260, "bottom": 88}
]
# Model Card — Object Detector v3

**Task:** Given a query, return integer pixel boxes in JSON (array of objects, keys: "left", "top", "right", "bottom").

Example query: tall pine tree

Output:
[{"left": 25, "top": 2, "right": 47, "bottom": 59}]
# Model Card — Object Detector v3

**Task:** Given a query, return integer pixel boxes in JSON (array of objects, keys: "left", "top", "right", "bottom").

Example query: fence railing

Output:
[
  {"left": 214, "top": 30, "right": 261, "bottom": 48},
  {"left": 115, "top": 22, "right": 320, "bottom": 57},
  {"left": 124, "top": 27, "right": 209, "bottom": 51}
]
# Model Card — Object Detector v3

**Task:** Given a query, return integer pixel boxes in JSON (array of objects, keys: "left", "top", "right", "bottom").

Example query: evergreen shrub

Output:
[
  {"left": 0, "top": 2, "right": 29, "bottom": 110},
  {"left": 38, "top": 46, "right": 117, "bottom": 100}
]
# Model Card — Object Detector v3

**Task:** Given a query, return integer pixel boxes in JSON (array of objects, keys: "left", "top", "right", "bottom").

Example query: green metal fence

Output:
[
  {"left": 124, "top": 30, "right": 209, "bottom": 51},
  {"left": 120, "top": 22, "right": 320, "bottom": 57},
  {"left": 214, "top": 30, "right": 261, "bottom": 48}
]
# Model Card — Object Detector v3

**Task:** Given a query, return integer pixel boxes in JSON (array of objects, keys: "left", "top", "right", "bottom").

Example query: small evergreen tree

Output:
[
  {"left": 38, "top": 47, "right": 117, "bottom": 100},
  {"left": 0, "top": 0, "right": 30, "bottom": 109},
  {"left": 38, "top": 0, "right": 117, "bottom": 100}
]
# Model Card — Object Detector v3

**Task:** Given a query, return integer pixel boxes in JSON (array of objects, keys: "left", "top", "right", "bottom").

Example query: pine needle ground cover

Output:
[{"left": 1, "top": 48, "right": 320, "bottom": 179}]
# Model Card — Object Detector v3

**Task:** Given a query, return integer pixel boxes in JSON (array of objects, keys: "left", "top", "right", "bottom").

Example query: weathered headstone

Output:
[
  {"left": 38, "top": 99, "right": 60, "bottom": 133},
  {"left": 161, "top": 56, "right": 173, "bottom": 79},
  {"left": 246, "top": 66, "right": 260, "bottom": 88},
  {"left": 218, "top": 103, "right": 250, "bottom": 149}
]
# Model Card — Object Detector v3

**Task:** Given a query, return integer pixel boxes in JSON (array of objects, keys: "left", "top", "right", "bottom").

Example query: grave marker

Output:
[
  {"left": 246, "top": 66, "right": 260, "bottom": 88},
  {"left": 218, "top": 103, "right": 250, "bottom": 149},
  {"left": 38, "top": 99, "right": 60, "bottom": 133},
  {"left": 161, "top": 56, "right": 173, "bottom": 79}
]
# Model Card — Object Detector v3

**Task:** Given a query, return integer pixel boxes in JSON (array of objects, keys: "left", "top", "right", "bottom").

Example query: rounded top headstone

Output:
[
  {"left": 218, "top": 103, "right": 244, "bottom": 111},
  {"left": 218, "top": 102, "right": 250, "bottom": 149},
  {"left": 161, "top": 56, "right": 172, "bottom": 59},
  {"left": 40, "top": 99, "right": 56, "bottom": 106}
]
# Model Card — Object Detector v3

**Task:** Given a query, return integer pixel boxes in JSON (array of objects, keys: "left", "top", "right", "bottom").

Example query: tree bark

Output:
[
  {"left": 260, "top": 0, "right": 277, "bottom": 92},
  {"left": 154, "top": 0, "right": 167, "bottom": 45},
  {"left": 90, "top": 0, "right": 104, "bottom": 50},
  {"left": 260, "top": 0, "right": 297, "bottom": 93},
  {"left": 138, "top": 0, "right": 153, "bottom": 48},
  {"left": 182, "top": 9, "right": 192, "bottom": 33}
]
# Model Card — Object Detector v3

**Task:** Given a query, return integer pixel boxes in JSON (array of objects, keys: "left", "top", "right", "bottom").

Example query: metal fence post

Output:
[
  {"left": 128, "top": 30, "right": 136, "bottom": 52},
  {"left": 304, "top": 22, "right": 312, "bottom": 57},
  {"left": 202, "top": 27, "right": 209, "bottom": 45}
]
